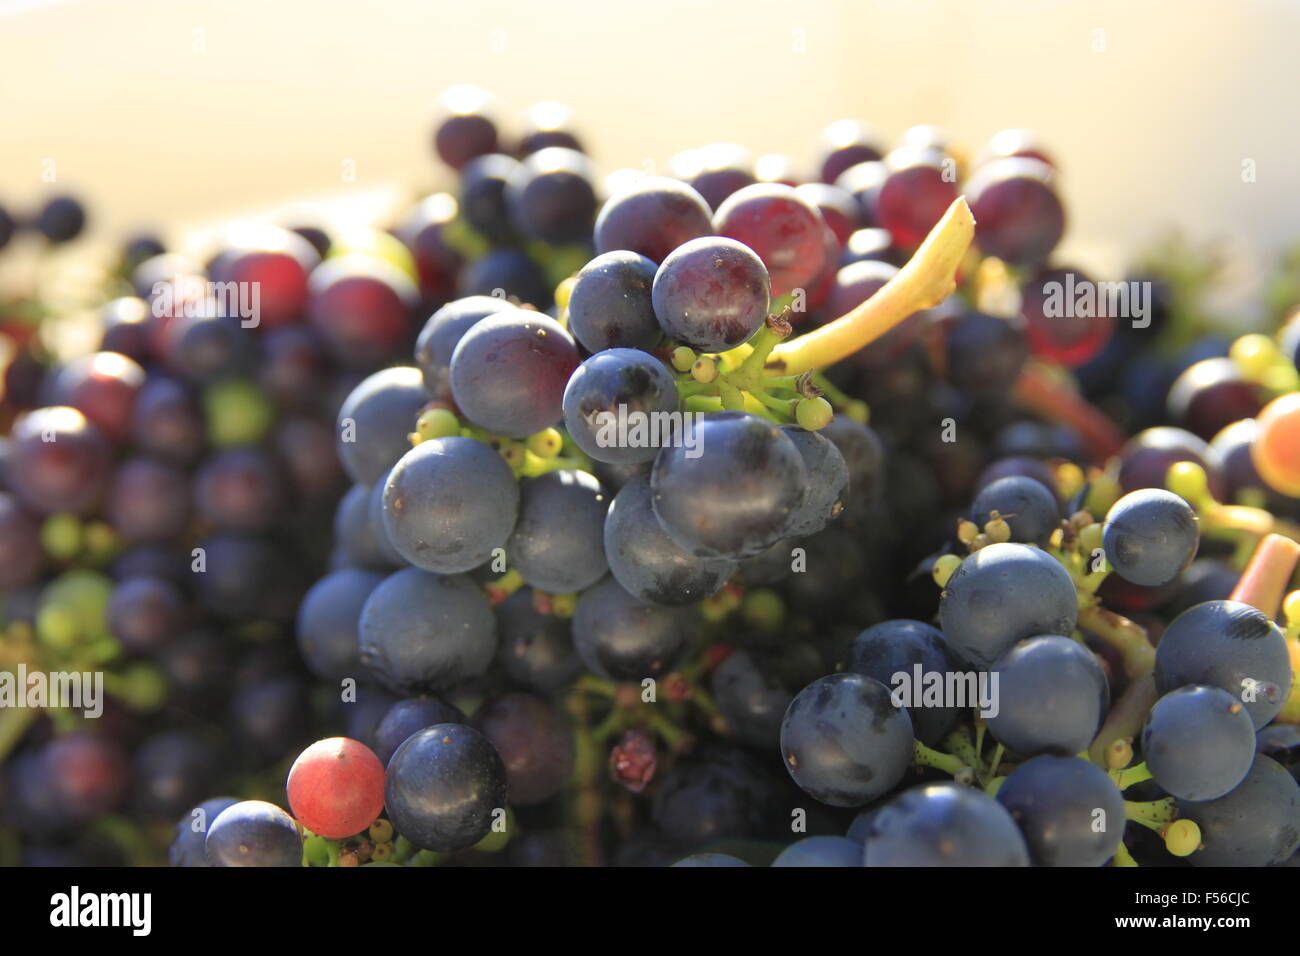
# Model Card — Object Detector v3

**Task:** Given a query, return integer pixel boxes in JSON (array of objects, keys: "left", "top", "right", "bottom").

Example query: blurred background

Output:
[{"left": 1, "top": 0, "right": 1296, "bottom": 316}]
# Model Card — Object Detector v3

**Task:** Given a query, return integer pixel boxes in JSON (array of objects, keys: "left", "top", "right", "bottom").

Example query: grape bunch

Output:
[{"left": 2, "top": 85, "right": 1300, "bottom": 871}]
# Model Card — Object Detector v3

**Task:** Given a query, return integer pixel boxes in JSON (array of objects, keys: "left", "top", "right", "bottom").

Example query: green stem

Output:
[
  {"left": 1113, "top": 761, "right": 1153, "bottom": 790},
  {"left": 1112, "top": 841, "right": 1139, "bottom": 867},
  {"left": 913, "top": 740, "right": 971, "bottom": 778}
]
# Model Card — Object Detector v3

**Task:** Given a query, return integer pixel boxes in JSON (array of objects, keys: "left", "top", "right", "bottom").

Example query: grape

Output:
[
  {"left": 1142, "top": 685, "right": 1255, "bottom": 801},
  {"left": 108, "top": 575, "right": 184, "bottom": 654},
  {"left": 374, "top": 696, "right": 465, "bottom": 766},
  {"left": 710, "top": 648, "right": 792, "bottom": 749},
  {"left": 1019, "top": 264, "right": 1119, "bottom": 367},
  {"left": 566, "top": 251, "right": 661, "bottom": 352},
  {"left": 98, "top": 297, "right": 153, "bottom": 363},
  {"left": 43, "top": 732, "right": 128, "bottom": 825},
  {"left": 987, "top": 635, "right": 1109, "bottom": 757},
  {"left": 169, "top": 797, "right": 239, "bottom": 867},
  {"left": 130, "top": 377, "right": 206, "bottom": 465},
  {"left": 393, "top": 193, "right": 463, "bottom": 308},
  {"left": 518, "top": 101, "right": 584, "bottom": 155},
  {"left": 205, "top": 800, "right": 303, "bottom": 867},
  {"left": 1252, "top": 392, "right": 1300, "bottom": 496},
  {"left": 48, "top": 351, "right": 146, "bottom": 441},
  {"left": 652, "top": 745, "right": 780, "bottom": 846},
  {"left": 594, "top": 176, "right": 713, "bottom": 264},
  {"left": 671, "top": 143, "right": 757, "bottom": 210},
  {"left": 970, "top": 475, "right": 1060, "bottom": 546},
  {"left": 562, "top": 348, "right": 680, "bottom": 465},
  {"left": 505, "top": 147, "right": 598, "bottom": 244},
  {"left": 380, "top": 437, "right": 517, "bottom": 574},
  {"left": 996, "top": 756, "right": 1125, "bottom": 866},
  {"left": 713, "top": 183, "right": 828, "bottom": 298},
  {"left": 358, "top": 568, "right": 497, "bottom": 694},
  {"left": 840, "top": 227, "right": 897, "bottom": 268},
  {"left": 131, "top": 730, "right": 223, "bottom": 820},
  {"left": 459, "top": 248, "right": 551, "bottom": 308},
  {"left": 258, "top": 325, "right": 331, "bottom": 410},
  {"left": 335, "top": 366, "right": 430, "bottom": 485},
  {"left": 651, "top": 237, "right": 771, "bottom": 352},
  {"left": 36, "top": 195, "right": 87, "bottom": 243},
  {"left": 1166, "top": 357, "right": 1262, "bottom": 441},
  {"left": 194, "top": 446, "right": 284, "bottom": 533},
  {"left": 449, "top": 311, "right": 579, "bottom": 438},
  {"left": 673, "top": 853, "right": 752, "bottom": 867},
  {"left": 0, "top": 493, "right": 44, "bottom": 590},
  {"left": 938, "top": 542, "right": 1078, "bottom": 669},
  {"left": 604, "top": 474, "right": 736, "bottom": 606},
  {"left": 943, "top": 310, "right": 1029, "bottom": 399},
  {"left": 230, "top": 676, "right": 312, "bottom": 766},
  {"left": 780, "top": 673, "right": 913, "bottom": 807},
  {"left": 817, "top": 119, "right": 885, "bottom": 185},
  {"left": 10, "top": 406, "right": 111, "bottom": 515},
  {"left": 414, "top": 296, "right": 515, "bottom": 401},
  {"left": 834, "top": 161, "right": 888, "bottom": 226},
  {"left": 496, "top": 588, "right": 583, "bottom": 695},
  {"left": 572, "top": 575, "right": 695, "bottom": 682},
  {"left": 651, "top": 412, "right": 807, "bottom": 559},
  {"left": 459, "top": 154, "right": 521, "bottom": 243},
  {"left": 1118, "top": 426, "right": 1224, "bottom": 497},
  {"left": 1153, "top": 599, "right": 1292, "bottom": 729},
  {"left": 779, "top": 425, "right": 848, "bottom": 537},
  {"left": 475, "top": 692, "right": 574, "bottom": 805},
  {"left": 849, "top": 619, "right": 962, "bottom": 746},
  {"left": 384, "top": 724, "right": 507, "bottom": 852},
  {"left": 295, "top": 569, "right": 384, "bottom": 682},
  {"left": 1208, "top": 418, "right": 1271, "bottom": 504},
  {"left": 213, "top": 226, "right": 317, "bottom": 330},
  {"left": 796, "top": 182, "right": 861, "bottom": 245},
  {"left": 286, "top": 738, "right": 385, "bottom": 839},
  {"left": 1178, "top": 755, "right": 1300, "bottom": 866},
  {"left": 876, "top": 146, "right": 958, "bottom": 249},
  {"left": 818, "top": 416, "right": 885, "bottom": 512},
  {"left": 367, "top": 469, "right": 409, "bottom": 568},
  {"left": 307, "top": 255, "right": 417, "bottom": 369},
  {"left": 333, "top": 484, "right": 399, "bottom": 571},
  {"left": 1102, "top": 488, "right": 1199, "bottom": 587},
  {"left": 433, "top": 86, "right": 499, "bottom": 170},
  {"left": 967, "top": 157, "right": 1064, "bottom": 268},
  {"left": 275, "top": 415, "right": 345, "bottom": 501},
  {"left": 865, "top": 784, "right": 1030, "bottom": 867},
  {"left": 507, "top": 469, "right": 610, "bottom": 593},
  {"left": 772, "top": 835, "right": 862, "bottom": 867}
]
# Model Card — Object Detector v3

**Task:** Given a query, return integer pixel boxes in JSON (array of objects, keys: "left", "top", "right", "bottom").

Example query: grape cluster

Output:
[{"left": 2, "top": 85, "right": 1299, "bottom": 872}]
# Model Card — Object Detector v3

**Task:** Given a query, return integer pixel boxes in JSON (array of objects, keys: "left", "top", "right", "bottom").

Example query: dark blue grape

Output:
[
  {"left": 335, "top": 366, "right": 430, "bottom": 486},
  {"left": 194, "top": 446, "right": 283, "bottom": 533},
  {"left": 1178, "top": 755, "right": 1300, "bottom": 866},
  {"left": 496, "top": 588, "right": 582, "bottom": 695},
  {"left": 295, "top": 568, "right": 384, "bottom": 681},
  {"left": 1142, "top": 685, "right": 1255, "bottom": 801},
  {"left": 710, "top": 648, "right": 792, "bottom": 749},
  {"left": 651, "top": 237, "right": 770, "bottom": 352},
  {"left": 384, "top": 724, "right": 507, "bottom": 851},
  {"left": 205, "top": 800, "right": 302, "bottom": 867},
  {"left": 107, "top": 574, "right": 184, "bottom": 654},
  {"left": 970, "top": 475, "right": 1060, "bottom": 546},
  {"left": 652, "top": 744, "right": 780, "bottom": 846},
  {"left": 938, "top": 542, "right": 1078, "bottom": 669},
  {"left": 130, "top": 376, "right": 205, "bottom": 466},
  {"left": 849, "top": 619, "right": 962, "bottom": 746},
  {"left": 433, "top": 86, "right": 499, "bottom": 170},
  {"left": 381, "top": 437, "right": 519, "bottom": 574},
  {"left": 562, "top": 348, "right": 680, "bottom": 465},
  {"left": 594, "top": 177, "right": 713, "bottom": 264},
  {"left": 504, "top": 147, "right": 597, "bottom": 244},
  {"left": 943, "top": 310, "right": 1029, "bottom": 399},
  {"left": 374, "top": 696, "right": 465, "bottom": 766},
  {"left": 450, "top": 311, "right": 578, "bottom": 437},
  {"left": 414, "top": 296, "right": 514, "bottom": 401},
  {"left": 169, "top": 797, "right": 239, "bottom": 867},
  {"left": 772, "top": 835, "right": 862, "bottom": 867},
  {"left": 1153, "top": 600, "right": 1292, "bottom": 729},
  {"left": 779, "top": 425, "right": 848, "bottom": 536},
  {"left": 818, "top": 120, "right": 885, "bottom": 185},
  {"left": 518, "top": 101, "right": 583, "bottom": 155},
  {"left": 866, "top": 783, "right": 1029, "bottom": 866},
  {"left": 780, "top": 673, "right": 913, "bottom": 807},
  {"left": 672, "top": 853, "right": 752, "bottom": 867},
  {"left": 458, "top": 248, "right": 551, "bottom": 308},
  {"left": 459, "top": 153, "right": 521, "bottom": 243},
  {"left": 37, "top": 195, "right": 87, "bottom": 243},
  {"left": 672, "top": 143, "right": 757, "bottom": 210},
  {"left": 475, "top": 692, "right": 573, "bottom": 806},
  {"left": 996, "top": 756, "right": 1125, "bottom": 866},
  {"left": 333, "top": 483, "right": 400, "bottom": 571},
  {"left": 132, "top": 729, "right": 222, "bottom": 819},
  {"left": 651, "top": 412, "right": 807, "bottom": 559},
  {"left": 817, "top": 416, "right": 885, "bottom": 514},
  {"left": 358, "top": 568, "right": 496, "bottom": 694},
  {"left": 987, "top": 635, "right": 1109, "bottom": 757},
  {"left": 566, "top": 251, "right": 661, "bottom": 352},
  {"left": 572, "top": 575, "right": 695, "bottom": 681},
  {"left": 507, "top": 469, "right": 609, "bottom": 593},
  {"left": 604, "top": 474, "right": 736, "bottom": 606},
  {"left": 1102, "top": 488, "right": 1199, "bottom": 587}
]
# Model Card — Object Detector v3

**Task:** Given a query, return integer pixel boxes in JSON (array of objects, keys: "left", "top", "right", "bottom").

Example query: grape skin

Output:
[
  {"left": 651, "top": 237, "right": 771, "bottom": 352},
  {"left": 381, "top": 437, "right": 519, "bottom": 575},
  {"left": 970, "top": 475, "right": 1060, "bottom": 546},
  {"left": 780, "top": 673, "right": 913, "bottom": 807},
  {"left": 866, "top": 783, "right": 1030, "bottom": 867},
  {"left": 496, "top": 588, "right": 583, "bottom": 696},
  {"left": 1141, "top": 685, "right": 1255, "bottom": 801},
  {"left": 413, "top": 297, "right": 516, "bottom": 401},
  {"left": 504, "top": 147, "right": 598, "bottom": 244},
  {"left": 651, "top": 412, "right": 808, "bottom": 559},
  {"left": 562, "top": 348, "right": 680, "bottom": 465},
  {"left": 987, "top": 635, "right": 1109, "bottom": 758},
  {"left": 506, "top": 469, "right": 610, "bottom": 594},
  {"left": 474, "top": 692, "right": 574, "bottom": 806},
  {"left": 996, "top": 756, "right": 1125, "bottom": 867},
  {"left": 205, "top": 800, "right": 302, "bottom": 867},
  {"left": 1153, "top": 599, "right": 1293, "bottom": 729},
  {"left": 712, "top": 183, "right": 828, "bottom": 298},
  {"left": 572, "top": 576, "right": 695, "bottom": 682},
  {"left": 1178, "top": 755, "right": 1300, "bottom": 867},
  {"left": 594, "top": 177, "right": 713, "bottom": 265},
  {"left": 603, "top": 474, "right": 736, "bottom": 606},
  {"left": 373, "top": 696, "right": 465, "bottom": 766},
  {"left": 938, "top": 542, "right": 1079, "bottom": 670},
  {"left": 849, "top": 619, "right": 962, "bottom": 746},
  {"left": 295, "top": 568, "right": 384, "bottom": 682},
  {"left": 1102, "top": 488, "right": 1199, "bottom": 587},
  {"left": 566, "top": 251, "right": 661, "bottom": 352},
  {"left": 710, "top": 648, "right": 793, "bottom": 750},
  {"left": 779, "top": 425, "right": 849, "bottom": 537},
  {"left": 772, "top": 835, "right": 862, "bottom": 867}
]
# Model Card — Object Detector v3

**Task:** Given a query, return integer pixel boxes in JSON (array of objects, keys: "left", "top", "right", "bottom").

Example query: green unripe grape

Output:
[
  {"left": 671, "top": 347, "right": 696, "bottom": 372},
  {"left": 118, "top": 662, "right": 168, "bottom": 712},
  {"left": 204, "top": 379, "right": 274, "bottom": 447},
  {"left": 303, "top": 835, "right": 331, "bottom": 867},
  {"left": 526, "top": 428, "right": 564, "bottom": 459},
  {"left": 741, "top": 589, "right": 785, "bottom": 632},
  {"left": 369, "top": 819, "right": 394, "bottom": 844},
  {"left": 932, "top": 553, "right": 962, "bottom": 589},
  {"left": 415, "top": 407, "right": 460, "bottom": 443},
  {"left": 41, "top": 514, "right": 82, "bottom": 561},
  {"left": 1164, "top": 818, "right": 1201, "bottom": 857},
  {"left": 794, "top": 396, "right": 834, "bottom": 431}
]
